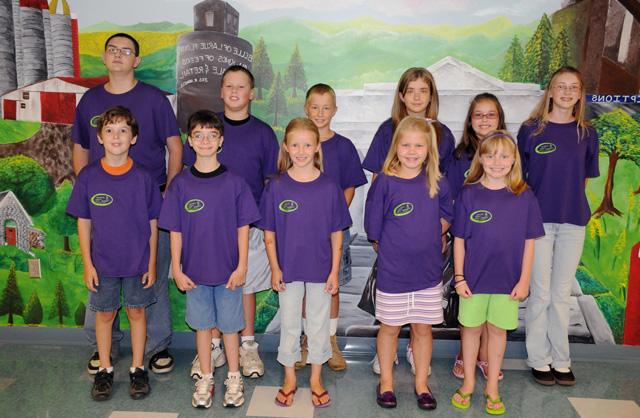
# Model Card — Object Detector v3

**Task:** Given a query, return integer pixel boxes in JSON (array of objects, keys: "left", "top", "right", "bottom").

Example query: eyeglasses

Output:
[
  {"left": 106, "top": 45, "right": 135, "bottom": 56},
  {"left": 553, "top": 84, "right": 580, "bottom": 93},
  {"left": 191, "top": 132, "right": 221, "bottom": 142},
  {"left": 472, "top": 112, "right": 498, "bottom": 120}
]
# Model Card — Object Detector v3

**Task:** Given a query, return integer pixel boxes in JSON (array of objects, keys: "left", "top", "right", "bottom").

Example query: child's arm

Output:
[
  {"left": 440, "top": 218, "right": 451, "bottom": 253},
  {"left": 511, "top": 238, "right": 535, "bottom": 301},
  {"left": 453, "top": 237, "right": 472, "bottom": 298},
  {"left": 263, "top": 230, "right": 284, "bottom": 291},
  {"left": 169, "top": 231, "right": 196, "bottom": 292},
  {"left": 325, "top": 230, "right": 342, "bottom": 295},
  {"left": 227, "top": 225, "right": 250, "bottom": 290},
  {"left": 78, "top": 218, "right": 99, "bottom": 292},
  {"left": 142, "top": 219, "right": 158, "bottom": 289},
  {"left": 343, "top": 187, "right": 355, "bottom": 207}
]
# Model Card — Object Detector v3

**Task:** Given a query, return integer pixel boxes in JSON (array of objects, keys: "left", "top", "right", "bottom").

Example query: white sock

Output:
[
  {"left": 99, "top": 366, "right": 114, "bottom": 373},
  {"left": 241, "top": 335, "right": 255, "bottom": 346},
  {"left": 227, "top": 371, "right": 241, "bottom": 378},
  {"left": 211, "top": 338, "right": 222, "bottom": 349},
  {"left": 534, "top": 365, "right": 551, "bottom": 372},
  {"left": 554, "top": 367, "right": 571, "bottom": 373},
  {"left": 129, "top": 365, "right": 144, "bottom": 373},
  {"left": 330, "top": 318, "right": 338, "bottom": 336},
  {"left": 302, "top": 318, "right": 308, "bottom": 334},
  {"left": 203, "top": 372, "right": 213, "bottom": 380}
]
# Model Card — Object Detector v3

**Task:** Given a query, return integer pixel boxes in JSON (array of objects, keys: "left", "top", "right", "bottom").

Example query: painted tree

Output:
[
  {"left": 523, "top": 13, "right": 554, "bottom": 86},
  {"left": 49, "top": 279, "right": 70, "bottom": 326},
  {"left": 284, "top": 44, "right": 307, "bottom": 98},
  {"left": 23, "top": 290, "right": 43, "bottom": 325},
  {"left": 268, "top": 72, "right": 287, "bottom": 127},
  {"left": 74, "top": 301, "right": 86, "bottom": 326},
  {"left": 499, "top": 35, "right": 525, "bottom": 82},
  {"left": 252, "top": 37, "right": 274, "bottom": 100},
  {"left": 44, "top": 182, "right": 76, "bottom": 252},
  {"left": 0, "top": 263, "right": 24, "bottom": 325},
  {"left": 547, "top": 27, "right": 572, "bottom": 84},
  {"left": 0, "top": 155, "right": 55, "bottom": 215},
  {"left": 591, "top": 109, "right": 640, "bottom": 217}
]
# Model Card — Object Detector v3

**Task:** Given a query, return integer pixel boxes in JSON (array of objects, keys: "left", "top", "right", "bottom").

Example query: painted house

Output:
[{"left": 0, "top": 190, "right": 45, "bottom": 255}]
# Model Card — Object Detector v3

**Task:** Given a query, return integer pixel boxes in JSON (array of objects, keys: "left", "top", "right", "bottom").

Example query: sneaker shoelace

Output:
[
  {"left": 130, "top": 370, "right": 147, "bottom": 390},
  {"left": 195, "top": 377, "right": 213, "bottom": 395},
  {"left": 225, "top": 375, "right": 242, "bottom": 394},
  {"left": 242, "top": 344, "right": 260, "bottom": 366},
  {"left": 95, "top": 371, "right": 112, "bottom": 391}
]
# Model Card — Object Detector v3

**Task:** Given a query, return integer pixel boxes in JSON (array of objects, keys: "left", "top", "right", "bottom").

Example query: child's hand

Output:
[
  {"left": 271, "top": 269, "right": 285, "bottom": 292},
  {"left": 84, "top": 265, "right": 99, "bottom": 292},
  {"left": 173, "top": 271, "right": 196, "bottom": 292},
  {"left": 226, "top": 267, "right": 247, "bottom": 290},
  {"left": 142, "top": 270, "right": 156, "bottom": 289},
  {"left": 455, "top": 281, "right": 472, "bottom": 298},
  {"left": 325, "top": 272, "right": 339, "bottom": 295},
  {"left": 510, "top": 280, "right": 529, "bottom": 301}
]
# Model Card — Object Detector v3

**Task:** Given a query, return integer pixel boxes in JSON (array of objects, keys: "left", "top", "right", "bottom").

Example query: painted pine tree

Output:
[
  {"left": 284, "top": 44, "right": 307, "bottom": 98},
  {"left": 252, "top": 37, "right": 274, "bottom": 100},
  {"left": 74, "top": 301, "right": 86, "bottom": 326},
  {"left": 523, "top": 14, "right": 554, "bottom": 86},
  {"left": 24, "top": 290, "right": 43, "bottom": 325},
  {"left": 499, "top": 35, "right": 525, "bottom": 82},
  {"left": 0, "top": 263, "right": 24, "bottom": 325},
  {"left": 49, "top": 279, "right": 70, "bottom": 326},
  {"left": 547, "top": 28, "right": 572, "bottom": 84},
  {"left": 268, "top": 72, "right": 287, "bottom": 127}
]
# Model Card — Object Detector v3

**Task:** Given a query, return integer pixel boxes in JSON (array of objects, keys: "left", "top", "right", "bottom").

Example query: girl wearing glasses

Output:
[{"left": 518, "top": 67, "right": 600, "bottom": 386}]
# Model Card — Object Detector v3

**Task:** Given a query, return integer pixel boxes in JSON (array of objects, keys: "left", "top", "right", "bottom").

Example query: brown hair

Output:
[
  {"left": 278, "top": 118, "right": 323, "bottom": 173},
  {"left": 96, "top": 106, "right": 138, "bottom": 138},
  {"left": 305, "top": 83, "right": 336, "bottom": 104},
  {"left": 455, "top": 93, "right": 506, "bottom": 160}
]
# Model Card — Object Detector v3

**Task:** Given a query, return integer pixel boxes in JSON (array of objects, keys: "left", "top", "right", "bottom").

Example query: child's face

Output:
[
  {"left": 396, "top": 130, "right": 428, "bottom": 171},
  {"left": 479, "top": 144, "right": 515, "bottom": 181},
  {"left": 97, "top": 119, "right": 137, "bottom": 158},
  {"left": 304, "top": 93, "right": 337, "bottom": 132},
  {"left": 220, "top": 71, "right": 254, "bottom": 113},
  {"left": 549, "top": 72, "right": 581, "bottom": 112},
  {"left": 102, "top": 36, "right": 140, "bottom": 74},
  {"left": 283, "top": 129, "right": 319, "bottom": 169},
  {"left": 400, "top": 78, "right": 430, "bottom": 116},
  {"left": 188, "top": 125, "right": 223, "bottom": 158},
  {"left": 471, "top": 100, "right": 500, "bottom": 139}
]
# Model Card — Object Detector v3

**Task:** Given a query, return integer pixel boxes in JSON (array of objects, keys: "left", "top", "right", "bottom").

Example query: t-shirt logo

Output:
[
  {"left": 90, "top": 193, "right": 114, "bottom": 207},
  {"left": 464, "top": 169, "right": 470, "bottom": 178},
  {"left": 278, "top": 199, "right": 299, "bottom": 213},
  {"left": 184, "top": 199, "right": 205, "bottom": 213},
  {"left": 534, "top": 142, "right": 557, "bottom": 155},
  {"left": 470, "top": 209, "right": 493, "bottom": 223},
  {"left": 393, "top": 202, "right": 414, "bottom": 217},
  {"left": 90, "top": 115, "right": 101, "bottom": 128}
]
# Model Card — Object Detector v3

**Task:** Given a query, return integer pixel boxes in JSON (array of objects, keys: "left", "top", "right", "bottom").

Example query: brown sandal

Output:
[{"left": 275, "top": 386, "right": 297, "bottom": 407}]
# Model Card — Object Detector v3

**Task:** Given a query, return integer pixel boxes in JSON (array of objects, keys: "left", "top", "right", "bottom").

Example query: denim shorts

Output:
[
  {"left": 88, "top": 275, "right": 156, "bottom": 312},
  {"left": 186, "top": 283, "right": 245, "bottom": 333},
  {"left": 338, "top": 229, "right": 352, "bottom": 286}
]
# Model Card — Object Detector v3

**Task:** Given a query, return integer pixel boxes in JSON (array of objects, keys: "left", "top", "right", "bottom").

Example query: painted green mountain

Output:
[{"left": 80, "top": 20, "right": 191, "bottom": 33}]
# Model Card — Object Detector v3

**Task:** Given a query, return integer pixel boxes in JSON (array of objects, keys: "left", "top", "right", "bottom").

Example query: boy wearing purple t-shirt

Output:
[
  {"left": 183, "top": 66, "right": 279, "bottom": 379},
  {"left": 71, "top": 33, "right": 182, "bottom": 375},
  {"left": 159, "top": 110, "right": 260, "bottom": 409},
  {"left": 67, "top": 107, "right": 162, "bottom": 402}
]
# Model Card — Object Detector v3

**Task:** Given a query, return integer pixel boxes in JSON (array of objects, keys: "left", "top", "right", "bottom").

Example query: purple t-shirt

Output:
[
  {"left": 71, "top": 82, "right": 181, "bottom": 186},
  {"left": 183, "top": 115, "right": 279, "bottom": 205},
  {"left": 321, "top": 133, "right": 367, "bottom": 191},
  {"left": 364, "top": 173, "right": 454, "bottom": 293},
  {"left": 518, "top": 120, "right": 599, "bottom": 226},
  {"left": 158, "top": 166, "right": 261, "bottom": 286},
  {"left": 453, "top": 183, "right": 545, "bottom": 294},
  {"left": 361, "top": 118, "right": 455, "bottom": 175},
  {"left": 257, "top": 172, "right": 352, "bottom": 283},
  {"left": 447, "top": 150, "right": 473, "bottom": 200},
  {"left": 66, "top": 161, "right": 162, "bottom": 278}
]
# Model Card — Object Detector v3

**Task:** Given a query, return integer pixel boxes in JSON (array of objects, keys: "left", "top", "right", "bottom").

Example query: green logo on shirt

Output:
[
  {"left": 535, "top": 142, "right": 557, "bottom": 155},
  {"left": 90, "top": 115, "right": 101, "bottom": 128},
  {"left": 393, "top": 202, "right": 414, "bottom": 217},
  {"left": 184, "top": 199, "right": 205, "bottom": 213},
  {"left": 90, "top": 193, "right": 114, "bottom": 207},
  {"left": 464, "top": 169, "right": 470, "bottom": 178},
  {"left": 470, "top": 210, "right": 493, "bottom": 223},
  {"left": 278, "top": 200, "right": 299, "bottom": 213}
]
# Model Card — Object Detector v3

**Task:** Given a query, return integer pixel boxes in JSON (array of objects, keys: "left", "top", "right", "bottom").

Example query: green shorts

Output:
[{"left": 458, "top": 294, "right": 519, "bottom": 330}]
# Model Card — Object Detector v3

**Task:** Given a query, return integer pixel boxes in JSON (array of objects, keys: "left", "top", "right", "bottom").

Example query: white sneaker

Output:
[
  {"left": 239, "top": 341, "right": 264, "bottom": 378},
  {"left": 406, "top": 347, "right": 432, "bottom": 376},
  {"left": 223, "top": 374, "right": 245, "bottom": 407},
  {"left": 371, "top": 353, "right": 399, "bottom": 375},
  {"left": 192, "top": 375, "right": 214, "bottom": 409},
  {"left": 190, "top": 343, "right": 227, "bottom": 380}
]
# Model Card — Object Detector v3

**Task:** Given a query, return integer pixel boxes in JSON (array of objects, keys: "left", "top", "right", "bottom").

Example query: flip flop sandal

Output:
[
  {"left": 452, "top": 353, "right": 465, "bottom": 379},
  {"left": 274, "top": 386, "right": 297, "bottom": 407},
  {"left": 484, "top": 392, "right": 506, "bottom": 415},
  {"left": 451, "top": 389, "right": 472, "bottom": 410},
  {"left": 476, "top": 360, "right": 504, "bottom": 381},
  {"left": 311, "top": 390, "right": 332, "bottom": 408}
]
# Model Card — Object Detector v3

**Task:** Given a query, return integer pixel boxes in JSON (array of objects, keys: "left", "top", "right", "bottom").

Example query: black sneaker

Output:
[
  {"left": 532, "top": 367, "right": 555, "bottom": 386},
  {"left": 552, "top": 368, "right": 576, "bottom": 386},
  {"left": 91, "top": 369, "right": 114, "bottom": 401},
  {"left": 149, "top": 349, "right": 174, "bottom": 374},
  {"left": 87, "top": 352, "right": 112, "bottom": 375},
  {"left": 129, "top": 368, "right": 151, "bottom": 399}
]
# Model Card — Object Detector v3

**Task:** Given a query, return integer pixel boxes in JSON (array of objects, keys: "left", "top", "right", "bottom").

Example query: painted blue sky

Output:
[{"left": 67, "top": 0, "right": 563, "bottom": 28}]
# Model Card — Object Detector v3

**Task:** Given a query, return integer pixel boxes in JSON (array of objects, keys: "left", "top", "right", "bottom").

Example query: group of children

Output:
[{"left": 67, "top": 32, "right": 599, "bottom": 414}]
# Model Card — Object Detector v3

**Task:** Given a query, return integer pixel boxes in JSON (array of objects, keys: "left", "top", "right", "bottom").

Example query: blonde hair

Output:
[
  {"left": 305, "top": 83, "right": 336, "bottom": 105},
  {"left": 526, "top": 66, "right": 589, "bottom": 140},
  {"left": 278, "top": 118, "right": 323, "bottom": 173},
  {"left": 382, "top": 116, "right": 441, "bottom": 198},
  {"left": 465, "top": 130, "right": 527, "bottom": 196}
]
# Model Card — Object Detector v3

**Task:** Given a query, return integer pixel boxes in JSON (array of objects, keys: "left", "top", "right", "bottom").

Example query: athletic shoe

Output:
[
  {"left": 372, "top": 353, "right": 398, "bottom": 375},
  {"left": 223, "top": 374, "right": 245, "bottom": 407},
  {"left": 552, "top": 368, "right": 576, "bottom": 386},
  {"left": 327, "top": 335, "right": 347, "bottom": 371},
  {"left": 190, "top": 343, "right": 227, "bottom": 380},
  {"left": 91, "top": 369, "right": 114, "bottom": 401},
  {"left": 406, "top": 347, "right": 432, "bottom": 376},
  {"left": 87, "top": 352, "right": 111, "bottom": 375},
  {"left": 192, "top": 375, "right": 214, "bottom": 409},
  {"left": 240, "top": 341, "right": 264, "bottom": 378},
  {"left": 148, "top": 349, "right": 174, "bottom": 374},
  {"left": 532, "top": 367, "right": 556, "bottom": 386},
  {"left": 129, "top": 368, "right": 151, "bottom": 400}
]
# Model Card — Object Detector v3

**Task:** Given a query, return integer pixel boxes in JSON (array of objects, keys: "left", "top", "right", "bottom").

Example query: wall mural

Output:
[{"left": 0, "top": 0, "right": 638, "bottom": 346}]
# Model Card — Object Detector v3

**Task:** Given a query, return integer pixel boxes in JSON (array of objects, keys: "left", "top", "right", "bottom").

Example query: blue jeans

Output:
[
  {"left": 84, "top": 229, "right": 173, "bottom": 356},
  {"left": 338, "top": 229, "right": 352, "bottom": 286},
  {"left": 525, "top": 223, "right": 585, "bottom": 369},
  {"left": 186, "top": 283, "right": 244, "bottom": 333}
]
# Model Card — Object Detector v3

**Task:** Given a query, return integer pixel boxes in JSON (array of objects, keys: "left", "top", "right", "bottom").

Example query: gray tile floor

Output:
[{"left": 0, "top": 343, "right": 639, "bottom": 418}]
